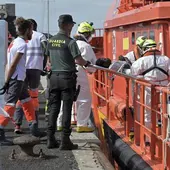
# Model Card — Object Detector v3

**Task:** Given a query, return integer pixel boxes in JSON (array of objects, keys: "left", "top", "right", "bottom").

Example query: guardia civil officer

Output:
[{"left": 47, "top": 14, "right": 91, "bottom": 150}]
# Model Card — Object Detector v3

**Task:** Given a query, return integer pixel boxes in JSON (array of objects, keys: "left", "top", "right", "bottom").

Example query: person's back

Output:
[
  {"left": 48, "top": 32, "right": 77, "bottom": 72},
  {"left": 124, "top": 51, "right": 136, "bottom": 64},
  {"left": 131, "top": 39, "right": 170, "bottom": 136},
  {"left": 131, "top": 39, "right": 170, "bottom": 86},
  {"left": 72, "top": 22, "right": 97, "bottom": 133},
  {"left": 132, "top": 53, "right": 170, "bottom": 85},
  {"left": 26, "top": 30, "right": 47, "bottom": 70},
  {"left": 76, "top": 39, "right": 96, "bottom": 81},
  {"left": 76, "top": 40, "right": 96, "bottom": 63},
  {"left": 7, "top": 37, "right": 27, "bottom": 81}
]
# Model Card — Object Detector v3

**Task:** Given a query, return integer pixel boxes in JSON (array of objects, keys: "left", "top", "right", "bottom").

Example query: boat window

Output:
[
  {"left": 149, "top": 30, "right": 155, "bottom": 40},
  {"left": 142, "top": 31, "right": 148, "bottom": 38},
  {"left": 132, "top": 32, "right": 135, "bottom": 44},
  {"left": 136, "top": 32, "right": 141, "bottom": 38}
]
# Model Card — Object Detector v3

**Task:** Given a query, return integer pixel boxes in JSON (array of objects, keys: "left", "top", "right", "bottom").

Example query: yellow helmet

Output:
[
  {"left": 142, "top": 39, "right": 157, "bottom": 48},
  {"left": 136, "top": 36, "right": 147, "bottom": 47},
  {"left": 77, "top": 22, "right": 94, "bottom": 33}
]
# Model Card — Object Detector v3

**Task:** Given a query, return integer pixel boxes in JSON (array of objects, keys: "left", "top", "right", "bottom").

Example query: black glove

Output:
[
  {"left": 124, "top": 57, "right": 132, "bottom": 66},
  {"left": 41, "top": 70, "right": 47, "bottom": 76},
  {"left": 118, "top": 55, "right": 126, "bottom": 61},
  {"left": 84, "top": 61, "right": 91, "bottom": 67},
  {"left": 95, "top": 58, "right": 111, "bottom": 68},
  {"left": 41, "top": 69, "right": 52, "bottom": 79},
  {"left": 47, "top": 70, "right": 52, "bottom": 79},
  {"left": 123, "top": 63, "right": 131, "bottom": 69},
  {"left": 0, "top": 82, "right": 9, "bottom": 95}
]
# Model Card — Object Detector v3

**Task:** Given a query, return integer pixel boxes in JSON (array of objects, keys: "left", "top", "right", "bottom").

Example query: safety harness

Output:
[
  {"left": 141, "top": 50, "right": 169, "bottom": 77},
  {"left": 124, "top": 51, "right": 137, "bottom": 66},
  {"left": 124, "top": 57, "right": 133, "bottom": 65},
  {"left": 133, "top": 51, "right": 137, "bottom": 61}
]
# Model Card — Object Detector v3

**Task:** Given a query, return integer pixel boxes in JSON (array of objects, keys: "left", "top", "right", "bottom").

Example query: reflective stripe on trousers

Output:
[
  {"left": 0, "top": 105, "right": 15, "bottom": 127},
  {"left": 29, "top": 89, "right": 39, "bottom": 111},
  {"left": 0, "top": 100, "right": 36, "bottom": 128}
]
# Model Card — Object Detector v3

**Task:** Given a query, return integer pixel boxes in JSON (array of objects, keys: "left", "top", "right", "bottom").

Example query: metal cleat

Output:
[
  {"left": 39, "top": 149, "right": 45, "bottom": 158},
  {"left": 9, "top": 149, "right": 16, "bottom": 160},
  {"left": 13, "top": 135, "right": 40, "bottom": 158}
]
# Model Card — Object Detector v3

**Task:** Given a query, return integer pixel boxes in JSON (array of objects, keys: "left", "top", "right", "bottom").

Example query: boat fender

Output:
[{"left": 104, "top": 121, "right": 152, "bottom": 170}]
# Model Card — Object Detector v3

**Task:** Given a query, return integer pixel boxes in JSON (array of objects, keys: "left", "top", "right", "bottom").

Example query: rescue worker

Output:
[
  {"left": 56, "top": 22, "right": 97, "bottom": 132},
  {"left": 46, "top": 14, "right": 91, "bottom": 149},
  {"left": 123, "top": 36, "right": 148, "bottom": 130},
  {"left": 0, "top": 17, "right": 44, "bottom": 145},
  {"left": 123, "top": 36, "right": 147, "bottom": 64},
  {"left": 131, "top": 39, "right": 170, "bottom": 134},
  {"left": 73, "top": 22, "right": 97, "bottom": 132},
  {"left": 13, "top": 19, "right": 47, "bottom": 134}
]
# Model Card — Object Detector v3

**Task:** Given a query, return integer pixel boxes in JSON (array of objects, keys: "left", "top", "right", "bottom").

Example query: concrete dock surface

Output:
[{"left": 0, "top": 77, "right": 114, "bottom": 170}]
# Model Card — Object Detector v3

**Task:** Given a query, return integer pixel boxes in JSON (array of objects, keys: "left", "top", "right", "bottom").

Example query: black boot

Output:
[
  {"left": 0, "top": 129, "right": 5, "bottom": 141},
  {"left": 47, "top": 135, "right": 60, "bottom": 149},
  {"left": 60, "top": 135, "right": 78, "bottom": 150},
  {"left": 0, "top": 129, "right": 13, "bottom": 146},
  {"left": 29, "top": 122, "right": 46, "bottom": 138}
]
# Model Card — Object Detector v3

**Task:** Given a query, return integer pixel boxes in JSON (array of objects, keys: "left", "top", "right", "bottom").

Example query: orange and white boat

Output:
[{"left": 90, "top": 0, "right": 170, "bottom": 169}]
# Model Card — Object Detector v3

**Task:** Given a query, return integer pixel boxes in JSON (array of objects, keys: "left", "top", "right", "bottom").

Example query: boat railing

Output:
[{"left": 91, "top": 65, "right": 170, "bottom": 169}]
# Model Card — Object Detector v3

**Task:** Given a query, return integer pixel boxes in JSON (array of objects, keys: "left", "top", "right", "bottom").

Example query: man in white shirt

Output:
[
  {"left": 14, "top": 19, "right": 47, "bottom": 133},
  {"left": 0, "top": 17, "right": 45, "bottom": 145}
]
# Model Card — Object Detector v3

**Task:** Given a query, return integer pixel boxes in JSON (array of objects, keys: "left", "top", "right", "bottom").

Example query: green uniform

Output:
[
  {"left": 47, "top": 30, "right": 81, "bottom": 149},
  {"left": 48, "top": 30, "right": 81, "bottom": 72}
]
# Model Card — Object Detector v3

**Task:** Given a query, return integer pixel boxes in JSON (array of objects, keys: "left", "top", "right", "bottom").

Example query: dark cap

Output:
[
  {"left": 58, "top": 14, "right": 76, "bottom": 24},
  {"left": 27, "top": 18, "right": 37, "bottom": 30},
  {"left": 27, "top": 19, "right": 37, "bottom": 27}
]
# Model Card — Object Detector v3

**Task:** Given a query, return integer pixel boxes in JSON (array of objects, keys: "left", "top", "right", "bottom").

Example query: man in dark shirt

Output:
[{"left": 47, "top": 14, "right": 90, "bottom": 150}]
